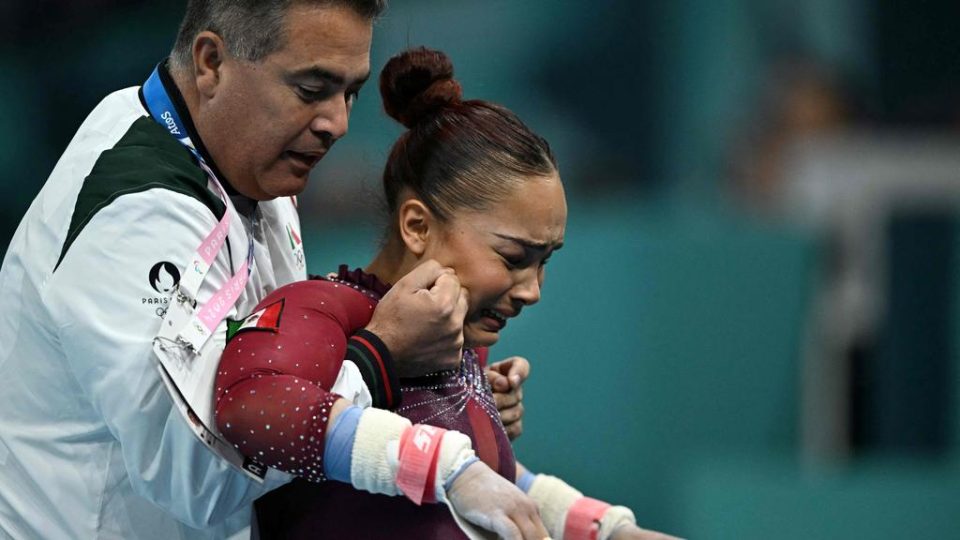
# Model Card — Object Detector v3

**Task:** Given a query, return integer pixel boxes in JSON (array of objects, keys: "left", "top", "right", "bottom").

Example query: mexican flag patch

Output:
[{"left": 226, "top": 299, "right": 285, "bottom": 342}]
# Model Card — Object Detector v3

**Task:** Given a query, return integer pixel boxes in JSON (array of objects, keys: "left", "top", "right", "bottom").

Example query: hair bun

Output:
[{"left": 380, "top": 47, "right": 462, "bottom": 128}]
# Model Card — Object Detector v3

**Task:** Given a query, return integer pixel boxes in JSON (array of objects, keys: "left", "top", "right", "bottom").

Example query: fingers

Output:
[
  {"left": 492, "top": 356, "right": 530, "bottom": 388},
  {"left": 453, "top": 285, "right": 470, "bottom": 322},
  {"left": 487, "top": 369, "right": 511, "bottom": 393},
  {"left": 493, "top": 385, "right": 521, "bottom": 409},
  {"left": 505, "top": 356, "right": 531, "bottom": 387},
  {"left": 429, "top": 271, "right": 462, "bottom": 306},
  {"left": 490, "top": 517, "right": 523, "bottom": 540},
  {"left": 367, "top": 260, "right": 465, "bottom": 375},
  {"left": 490, "top": 365, "right": 525, "bottom": 440},
  {"left": 491, "top": 508, "right": 546, "bottom": 540},
  {"left": 504, "top": 419, "right": 523, "bottom": 440},
  {"left": 494, "top": 382, "right": 522, "bottom": 409},
  {"left": 638, "top": 528, "right": 683, "bottom": 540},
  {"left": 499, "top": 403, "right": 524, "bottom": 424},
  {"left": 428, "top": 272, "right": 469, "bottom": 334},
  {"left": 511, "top": 497, "right": 550, "bottom": 540},
  {"left": 519, "top": 516, "right": 550, "bottom": 540},
  {"left": 447, "top": 461, "right": 545, "bottom": 539},
  {"left": 401, "top": 259, "right": 453, "bottom": 289},
  {"left": 610, "top": 524, "right": 683, "bottom": 540}
]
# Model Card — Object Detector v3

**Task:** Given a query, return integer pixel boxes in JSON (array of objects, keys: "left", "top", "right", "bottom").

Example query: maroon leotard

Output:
[{"left": 215, "top": 267, "right": 515, "bottom": 539}]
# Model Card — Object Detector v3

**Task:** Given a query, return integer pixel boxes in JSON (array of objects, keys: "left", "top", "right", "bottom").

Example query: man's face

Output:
[{"left": 203, "top": 5, "right": 372, "bottom": 200}]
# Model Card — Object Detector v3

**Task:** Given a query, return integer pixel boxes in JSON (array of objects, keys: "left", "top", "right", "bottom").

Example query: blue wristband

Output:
[
  {"left": 516, "top": 468, "right": 537, "bottom": 493},
  {"left": 443, "top": 456, "right": 481, "bottom": 492},
  {"left": 323, "top": 405, "right": 363, "bottom": 483}
]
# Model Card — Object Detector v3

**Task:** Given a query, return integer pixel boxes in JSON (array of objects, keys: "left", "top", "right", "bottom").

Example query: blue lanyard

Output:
[
  {"left": 141, "top": 63, "right": 255, "bottom": 286},
  {"left": 143, "top": 64, "right": 198, "bottom": 153}
]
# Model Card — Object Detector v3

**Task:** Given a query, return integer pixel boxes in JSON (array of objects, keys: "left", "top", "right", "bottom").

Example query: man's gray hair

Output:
[{"left": 170, "top": 0, "right": 386, "bottom": 69}]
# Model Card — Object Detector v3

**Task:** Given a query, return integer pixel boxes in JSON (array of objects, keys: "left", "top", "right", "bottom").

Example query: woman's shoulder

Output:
[{"left": 311, "top": 264, "right": 391, "bottom": 301}]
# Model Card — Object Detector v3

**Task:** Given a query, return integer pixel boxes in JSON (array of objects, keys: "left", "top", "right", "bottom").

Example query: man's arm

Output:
[{"left": 47, "top": 191, "right": 275, "bottom": 528}]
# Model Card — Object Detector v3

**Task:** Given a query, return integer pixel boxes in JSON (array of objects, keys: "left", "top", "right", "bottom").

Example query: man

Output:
[{"left": 0, "top": 1, "right": 541, "bottom": 538}]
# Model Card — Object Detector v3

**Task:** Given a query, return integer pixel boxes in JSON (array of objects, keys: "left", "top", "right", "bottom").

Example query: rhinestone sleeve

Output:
[{"left": 214, "top": 280, "right": 379, "bottom": 481}]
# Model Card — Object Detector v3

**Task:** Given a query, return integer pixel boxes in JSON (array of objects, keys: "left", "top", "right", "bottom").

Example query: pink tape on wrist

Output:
[
  {"left": 564, "top": 497, "right": 612, "bottom": 540},
  {"left": 396, "top": 424, "right": 446, "bottom": 505}
]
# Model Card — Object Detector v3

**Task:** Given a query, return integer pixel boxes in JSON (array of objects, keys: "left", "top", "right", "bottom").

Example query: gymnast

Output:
[{"left": 215, "top": 47, "right": 676, "bottom": 540}]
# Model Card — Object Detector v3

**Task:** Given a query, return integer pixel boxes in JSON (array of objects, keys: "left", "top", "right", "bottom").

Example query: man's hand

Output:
[
  {"left": 486, "top": 356, "right": 530, "bottom": 440},
  {"left": 365, "top": 260, "right": 469, "bottom": 377},
  {"left": 447, "top": 461, "right": 549, "bottom": 540}
]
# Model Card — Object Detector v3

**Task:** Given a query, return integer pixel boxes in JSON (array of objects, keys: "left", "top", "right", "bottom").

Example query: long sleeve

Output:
[
  {"left": 46, "top": 189, "right": 282, "bottom": 531},
  {"left": 214, "top": 279, "right": 398, "bottom": 481}
]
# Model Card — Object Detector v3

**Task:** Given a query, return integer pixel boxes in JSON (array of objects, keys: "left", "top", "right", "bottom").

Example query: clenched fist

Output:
[{"left": 366, "top": 260, "right": 469, "bottom": 377}]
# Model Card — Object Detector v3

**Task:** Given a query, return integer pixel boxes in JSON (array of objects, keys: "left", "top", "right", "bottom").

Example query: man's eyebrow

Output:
[
  {"left": 493, "top": 233, "right": 564, "bottom": 251},
  {"left": 288, "top": 66, "right": 370, "bottom": 87}
]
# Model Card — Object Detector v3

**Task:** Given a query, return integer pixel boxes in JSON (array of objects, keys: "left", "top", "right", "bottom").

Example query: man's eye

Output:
[
  {"left": 296, "top": 85, "right": 327, "bottom": 101},
  {"left": 346, "top": 90, "right": 360, "bottom": 105}
]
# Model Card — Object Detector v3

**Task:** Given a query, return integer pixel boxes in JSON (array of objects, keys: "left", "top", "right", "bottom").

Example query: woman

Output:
[{"left": 216, "top": 47, "right": 673, "bottom": 540}]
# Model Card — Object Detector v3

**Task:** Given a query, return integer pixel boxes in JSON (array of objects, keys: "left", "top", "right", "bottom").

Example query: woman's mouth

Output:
[{"left": 479, "top": 308, "right": 508, "bottom": 330}]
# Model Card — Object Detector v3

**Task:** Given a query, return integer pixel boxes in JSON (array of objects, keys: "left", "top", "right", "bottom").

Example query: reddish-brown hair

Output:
[{"left": 379, "top": 47, "right": 558, "bottom": 222}]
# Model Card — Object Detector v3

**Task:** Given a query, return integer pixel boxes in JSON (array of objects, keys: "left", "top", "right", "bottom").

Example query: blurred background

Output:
[{"left": 3, "top": 0, "right": 960, "bottom": 537}]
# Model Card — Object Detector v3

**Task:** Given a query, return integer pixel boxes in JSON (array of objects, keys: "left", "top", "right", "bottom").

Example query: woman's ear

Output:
[{"left": 397, "top": 198, "right": 435, "bottom": 257}]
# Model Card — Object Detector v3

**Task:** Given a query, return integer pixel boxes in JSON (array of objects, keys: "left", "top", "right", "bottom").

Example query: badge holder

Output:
[{"left": 143, "top": 64, "right": 266, "bottom": 481}]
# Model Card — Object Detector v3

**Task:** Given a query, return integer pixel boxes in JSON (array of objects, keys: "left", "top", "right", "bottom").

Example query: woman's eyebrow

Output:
[{"left": 493, "top": 233, "right": 563, "bottom": 252}]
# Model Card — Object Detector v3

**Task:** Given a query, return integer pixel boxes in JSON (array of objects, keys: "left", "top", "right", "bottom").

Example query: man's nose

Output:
[{"left": 310, "top": 97, "right": 350, "bottom": 141}]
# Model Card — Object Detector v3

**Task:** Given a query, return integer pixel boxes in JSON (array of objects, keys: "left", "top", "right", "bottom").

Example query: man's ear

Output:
[
  {"left": 397, "top": 198, "right": 436, "bottom": 257},
  {"left": 192, "top": 31, "right": 227, "bottom": 99}
]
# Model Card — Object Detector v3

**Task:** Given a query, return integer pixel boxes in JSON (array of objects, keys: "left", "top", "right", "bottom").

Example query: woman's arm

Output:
[
  {"left": 214, "top": 279, "right": 378, "bottom": 479},
  {"left": 213, "top": 279, "right": 549, "bottom": 538},
  {"left": 514, "top": 462, "right": 681, "bottom": 540}
]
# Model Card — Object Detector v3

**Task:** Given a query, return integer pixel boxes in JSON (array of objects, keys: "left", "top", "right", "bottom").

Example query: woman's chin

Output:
[{"left": 464, "top": 325, "right": 501, "bottom": 349}]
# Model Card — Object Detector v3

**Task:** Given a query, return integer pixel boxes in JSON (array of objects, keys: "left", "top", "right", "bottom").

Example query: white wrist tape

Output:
[
  {"left": 349, "top": 408, "right": 476, "bottom": 504},
  {"left": 527, "top": 474, "right": 637, "bottom": 540},
  {"left": 350, "top": 407, "right": 410, "bottom": 497},
  {"left": 597, "top": 506, "right": 638, "bottom": 539},
  {"left": 528, "top": 474, "right": 584, "bottom": 538},
  {"left": 433, "top": 430, "right": 475, "bottom": 502}
]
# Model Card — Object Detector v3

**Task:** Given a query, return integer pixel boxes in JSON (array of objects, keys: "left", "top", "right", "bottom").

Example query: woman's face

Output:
[{"left": 424, "top": 172, "right": 567, "bottom": 348}]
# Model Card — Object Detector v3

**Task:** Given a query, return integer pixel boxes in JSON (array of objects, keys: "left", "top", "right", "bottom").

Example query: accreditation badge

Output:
[
  {"left": 143, "top": 62, "right": 269, "bottom": 482},
  {"left": 153, "top": 286, "right": 269, "bottom": 482}
]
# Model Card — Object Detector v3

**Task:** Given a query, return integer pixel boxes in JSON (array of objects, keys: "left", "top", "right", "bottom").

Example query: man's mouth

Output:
[{"left": 285, "top": 150, "right": 325, "bottom": 170}]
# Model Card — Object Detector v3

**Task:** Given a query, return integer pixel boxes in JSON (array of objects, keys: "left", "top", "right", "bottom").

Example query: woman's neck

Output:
[{"left": 364, "top": 238, "right": 419, "bottom": 286}]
